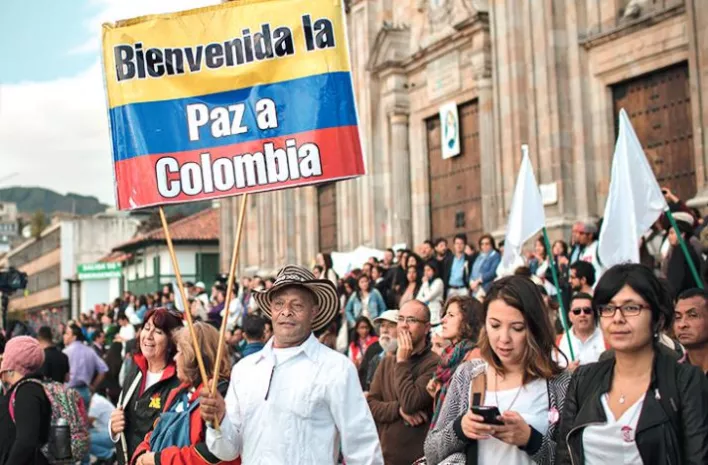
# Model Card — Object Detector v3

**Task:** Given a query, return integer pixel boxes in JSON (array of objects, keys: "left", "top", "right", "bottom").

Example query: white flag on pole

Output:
[
  {"left": 598, "top": 109, "right": 667, "bottom": 267},
  {"left": 172, "top": 279, "right": 185, "bottom": 312},
  {"left": 502, "top": 145, "right": 546, "bottom": 269}
]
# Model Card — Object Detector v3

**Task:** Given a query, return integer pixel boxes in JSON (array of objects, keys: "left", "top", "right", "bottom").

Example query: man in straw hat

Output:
[{"left": 201, "top": 265, "right": 383, "bottom": 464}]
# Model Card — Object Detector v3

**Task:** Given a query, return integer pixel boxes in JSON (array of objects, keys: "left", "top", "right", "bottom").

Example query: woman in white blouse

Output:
[
  {"left": 417, "top": 260, "right": 445, "bottom": 325},
  {"left": 556, "top": 263, "right": 708, "bottom": 465},
  {"left": 424, "top": 275, "right": 571, "bottom": 465}
]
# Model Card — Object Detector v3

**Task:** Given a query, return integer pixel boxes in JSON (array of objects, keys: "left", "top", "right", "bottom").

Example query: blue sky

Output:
[
  {"left": 0, "top": 0, "right": 100, "bottom": 84},
  {"left": 0, "top": 0, "right": 215, "bottom": 205}
]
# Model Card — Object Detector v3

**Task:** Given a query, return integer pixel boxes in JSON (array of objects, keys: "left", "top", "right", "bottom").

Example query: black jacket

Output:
[
  {"left": 0, "top": 374, "right": 51, "bottom": 465},
  {"left": 116, "top": 356, "right": 180, "bottom": 465},
  {"left": 556, "top": 347, "right": 708, "bottom": 465}
]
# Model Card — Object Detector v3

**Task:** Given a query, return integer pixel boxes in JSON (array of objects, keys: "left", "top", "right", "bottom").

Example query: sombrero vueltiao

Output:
[{"left": 253, "top": 265, "right": 339, "bottom": 332}]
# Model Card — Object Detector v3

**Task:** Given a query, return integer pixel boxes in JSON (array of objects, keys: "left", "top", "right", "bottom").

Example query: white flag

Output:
[
  {"left": 502, "top": 146, "right": 546, "bottom": 269},
  {"left": 172, "top": 279, "right": 185, "bottom": 312},
  {"left": 598, "top": 109, "right": 667, "bottom": 267}
]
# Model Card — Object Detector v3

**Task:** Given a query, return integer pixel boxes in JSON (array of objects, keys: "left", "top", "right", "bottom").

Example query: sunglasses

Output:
[{"left": 571, "top": 307, "right": 593, "bottom": 316}]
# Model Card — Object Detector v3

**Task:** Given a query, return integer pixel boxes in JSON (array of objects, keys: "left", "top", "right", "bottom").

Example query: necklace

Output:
[
  {"left": 494, "top": 371, "right": 524, "bottom": 412},
  {"left": 619, "top": 394, "right": 626, "bottom": 404}
]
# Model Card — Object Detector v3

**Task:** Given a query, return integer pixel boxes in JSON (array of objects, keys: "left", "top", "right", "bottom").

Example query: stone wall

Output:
[{"left": 220, "top": 0, "right": 708, "bottom": 273}]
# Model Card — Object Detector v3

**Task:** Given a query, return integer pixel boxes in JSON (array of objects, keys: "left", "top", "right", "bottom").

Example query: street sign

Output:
[{"left": 77, "top": 262, "right": 122, "bottom": 280}]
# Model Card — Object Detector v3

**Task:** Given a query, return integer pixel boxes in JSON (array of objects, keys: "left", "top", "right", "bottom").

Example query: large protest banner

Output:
[{"left": 102, "top": 0, "right": 364, "bottom": 210}]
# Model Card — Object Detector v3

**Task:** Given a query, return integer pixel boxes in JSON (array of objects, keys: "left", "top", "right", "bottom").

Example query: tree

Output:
[{"left": 30, "top": 210, "right": 47, "bottom": 238}]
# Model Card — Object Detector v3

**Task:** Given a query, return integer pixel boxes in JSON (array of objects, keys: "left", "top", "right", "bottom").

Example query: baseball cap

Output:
[{"left": 374, "top": 310, "right": 399, "bottom": 324}]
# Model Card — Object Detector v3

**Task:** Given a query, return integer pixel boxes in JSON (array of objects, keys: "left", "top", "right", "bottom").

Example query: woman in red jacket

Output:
[{"left": 131, "top": 322, "right": 240, "bottom": 465}]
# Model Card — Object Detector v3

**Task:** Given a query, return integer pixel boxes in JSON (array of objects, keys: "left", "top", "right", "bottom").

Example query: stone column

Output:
[
  {"left": 477, "top": 77, "right": 498, "bottom": 233},
  {"left": 686, "top": 0, "right": 708, "bottom": 203},
  {"left": 390, "top": 111, "right": 413, "bottom": 247},
  {"left": 284, "top": 190, "right": 297, "bottom": 264},
  {"left": 219, "top": 197, "right": 235, "bottom": 272}
]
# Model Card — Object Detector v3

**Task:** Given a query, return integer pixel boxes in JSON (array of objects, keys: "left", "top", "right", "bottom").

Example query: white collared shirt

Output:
[
  {"left": 206, "top": 334, "right": 383, "bottom": 465},
  {"left": 555, "top": 326, "right": 606, "bottom": 367}
]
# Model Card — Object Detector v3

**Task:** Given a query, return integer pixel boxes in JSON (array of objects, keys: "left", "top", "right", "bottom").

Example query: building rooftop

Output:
[{"left": 113, "top": 207, "right": 220, "bottom": 251}]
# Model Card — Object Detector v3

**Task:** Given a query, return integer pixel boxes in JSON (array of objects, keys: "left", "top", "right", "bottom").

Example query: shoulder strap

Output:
[
  {"left": 119, "top": 369, "right": 143, "bottom": 409},
  {"left": 468, "top": 370, "right": 486, "bottom": 407},
  {"left": 118, "top": 371, "right": 142, "bottom": 464},
  {"left": 9, "top": 378, "right": 44, "bottom": 422}
]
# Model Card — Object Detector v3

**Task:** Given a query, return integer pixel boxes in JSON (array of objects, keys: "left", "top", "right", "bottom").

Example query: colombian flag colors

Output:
[{"left": 102, "top": 0, "right": 364, "bottom": 210}]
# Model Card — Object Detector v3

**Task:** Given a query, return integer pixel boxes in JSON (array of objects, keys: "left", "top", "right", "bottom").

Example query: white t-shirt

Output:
[
  {"left": 144, "top": 370, "right": 164, "bottom": 391},
  {"left": 361, "top": 294, "right": 371, "bottom": 319},
  {"left": 119, "top": 324, "right": 136, "bottom": 342},
  {"left": 89, "top": 394, "right": 115, "bottom": 431},
  {"left": 478, "top": 378, "right": 549, "bottom": 465},
  {"left": 555, "top": 327, "right": 606, "bottom": 368},
  {"left": 583, "top": 393, "right": 645, "bottom": 464}
]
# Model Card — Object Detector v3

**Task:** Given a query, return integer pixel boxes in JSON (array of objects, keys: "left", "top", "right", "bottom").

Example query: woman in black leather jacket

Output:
[{"left": 556, "top": 263, "right": 708, "bottom": 465}]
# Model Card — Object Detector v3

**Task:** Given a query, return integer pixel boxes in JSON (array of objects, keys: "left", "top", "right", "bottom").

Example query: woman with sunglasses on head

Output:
[
  {"left": 424, "top": 276, "right": 570, "bottom": 465},
  {"left": 556, "top": 263, "right": 708, "bottom": 465}
]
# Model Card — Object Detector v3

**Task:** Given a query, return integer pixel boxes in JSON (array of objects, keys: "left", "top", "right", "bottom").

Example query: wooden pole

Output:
[
  {"left": 211, "top": 193, "right": 249, "bottom": 397},
  {"left": 158, "top": 207, "right": 214, "bottom": 428}
]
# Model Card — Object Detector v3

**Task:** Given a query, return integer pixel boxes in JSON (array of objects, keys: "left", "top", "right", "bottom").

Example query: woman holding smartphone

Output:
[{"left": 424, "top": 275, "right": 570, "bottom": 465}]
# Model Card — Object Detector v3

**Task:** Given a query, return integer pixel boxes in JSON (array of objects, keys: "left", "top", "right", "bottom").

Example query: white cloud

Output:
[
  {"left": 0, "top": 0, "right": 218, "bottom": 206},
  {"left": 70, "top": 0, "right": 218, "bottom": 56}
]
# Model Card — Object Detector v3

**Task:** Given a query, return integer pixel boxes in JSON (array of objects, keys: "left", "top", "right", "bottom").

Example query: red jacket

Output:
[{"left": 131, "top": 382, "right": 241, "bottom": 465}]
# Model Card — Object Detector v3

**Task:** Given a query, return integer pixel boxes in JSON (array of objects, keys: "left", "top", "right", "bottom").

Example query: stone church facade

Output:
[{"left": 221, "top": 0, "right": 708, "bottom": 275}]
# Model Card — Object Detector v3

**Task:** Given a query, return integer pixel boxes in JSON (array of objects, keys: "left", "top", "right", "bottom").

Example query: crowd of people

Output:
[{"left": 0, "top": 187, "right": 708, "bottom": 464}]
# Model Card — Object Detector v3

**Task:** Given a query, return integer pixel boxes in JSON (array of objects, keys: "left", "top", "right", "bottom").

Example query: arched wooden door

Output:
[
  {"left": 427, "top": 100, "right": 483, "bottom": 245},
  {"left": 612, "top": 63, "right": 696, "bottom": 202}
]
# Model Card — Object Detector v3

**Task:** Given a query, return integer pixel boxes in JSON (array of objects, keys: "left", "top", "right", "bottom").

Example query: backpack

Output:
[{"left": 10, "top": 379, "right": 90, "bottom": 463}]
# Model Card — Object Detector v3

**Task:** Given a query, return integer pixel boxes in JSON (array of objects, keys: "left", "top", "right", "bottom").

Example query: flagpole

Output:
[
  {"left": 665, "top": 209, "right": 704, "bottom": 289},
  {"left": 542, "top": 227, "right": 575, "bottom": 361},
  {"left": 211, "top": 193, "right": 249, "bottom": 398}
]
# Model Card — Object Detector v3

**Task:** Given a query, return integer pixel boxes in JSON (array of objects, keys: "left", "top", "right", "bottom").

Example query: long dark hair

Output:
[
  {"left": 478, "top": 276, "right": 563, "bottom": 383},
  {"left": 443, "top": 295, "right": 483, "bottom": 342},
  {"left": 356, "top": 274, "right": 374, "bottom": 300},
  {"left": 353, "top": 316, "right": 376, "bottom": 340},
  {"left": 424, "top": 260, "right": 441, "bottom": 281},
  {"left": 406, "top": 265, "right": 422, "bottom": 296},
  {"left": 535, "top": 235, "right": 548, "bottom": 260},
  {"left": 320, "top": 252, "right": 334, "bottom": 270}
]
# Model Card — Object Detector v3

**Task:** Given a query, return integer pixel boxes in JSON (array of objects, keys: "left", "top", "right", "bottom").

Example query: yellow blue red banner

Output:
[{"left": 102, "top": 0, "right": 363, "bottom": 210}]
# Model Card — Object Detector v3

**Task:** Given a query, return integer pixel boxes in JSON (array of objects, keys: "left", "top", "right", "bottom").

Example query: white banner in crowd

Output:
[
  {"left": 501, "top": 145, "right": 545, "bottom": 269},
  {"left": 598, "top": 109, "right": 667, "bottom": 267},
  {"left": 439, "top": 101, "right": 461, "bottom": 159},
  {"left": 331, "top": 244, "right": 407, "bottom": 277}
]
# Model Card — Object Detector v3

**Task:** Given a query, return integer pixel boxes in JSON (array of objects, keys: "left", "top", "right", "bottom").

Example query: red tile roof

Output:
[
  {"left": 114, "top": 207, "right": 220, "bottom": 251},
  {"left": 99, "top": 251, "right": 132, "bottom": 263}
]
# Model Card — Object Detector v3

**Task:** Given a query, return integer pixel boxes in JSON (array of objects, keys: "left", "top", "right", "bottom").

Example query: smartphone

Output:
[{"left": 471, "top": 406, "right": 504, "bottom": 425}]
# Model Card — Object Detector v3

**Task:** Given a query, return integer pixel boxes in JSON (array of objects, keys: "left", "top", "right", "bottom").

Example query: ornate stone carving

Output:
[{"left": 622, "top": 0, "right": 652, "bottom": 20}]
